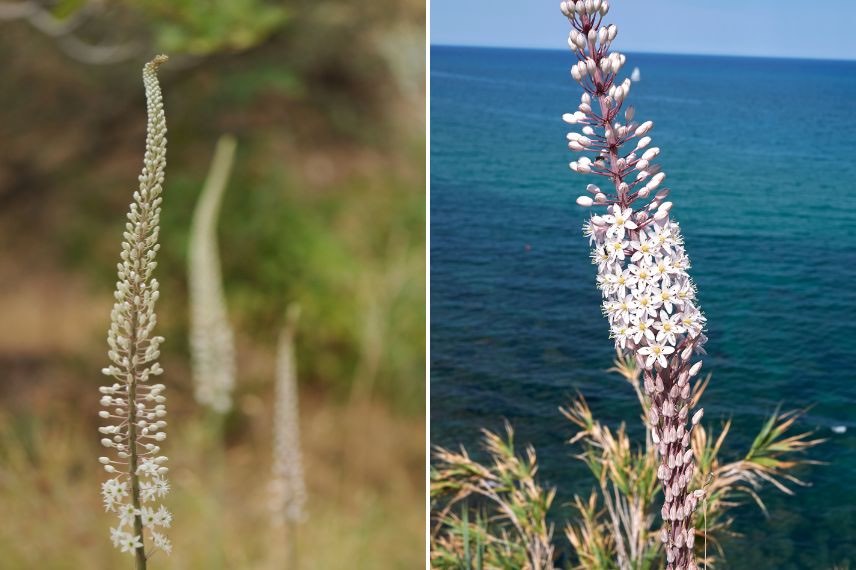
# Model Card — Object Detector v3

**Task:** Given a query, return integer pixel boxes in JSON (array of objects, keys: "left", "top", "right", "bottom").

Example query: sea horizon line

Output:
[{"left": 430, "top": 43, "right": 856, "bottom": 64}]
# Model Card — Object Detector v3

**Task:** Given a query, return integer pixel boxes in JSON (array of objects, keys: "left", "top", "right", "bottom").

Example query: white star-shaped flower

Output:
[
  {"left": 638, "top": 342, "right": 674, "bottom": 368},
  {"left": 119, "top": 533, "right": 143, "bottom": 554},
  {"left": 602, "top": 205, "right": 638, "bottom": 239},
  {"left": 630, "top": 315, "right": 655, "bottom": 345},
  {"left": 653, "top": 310, "right": 684, "bottom": 345},
  {"left": 610, "top": 323, "right": 631, "bottom": 349},
  {"left": 606, "top": 238, "right": 629, "bottom": 262},
  {"left": 152, "top": 531, "right": 173, "bottom": 555},
  {"left": 630, "top": 237, "right": 657, "bottom": 264}
]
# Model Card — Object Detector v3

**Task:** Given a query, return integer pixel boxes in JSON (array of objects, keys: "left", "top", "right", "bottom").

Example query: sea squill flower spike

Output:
[
  {"left": 188, "top": 134, "right": 238, "bottom": 413},
  {"left": 99, "top": 54, "right": 172, "bottom": 567},
  {"left": 561, "top": 3, "right": 708, "bottom": 569}
]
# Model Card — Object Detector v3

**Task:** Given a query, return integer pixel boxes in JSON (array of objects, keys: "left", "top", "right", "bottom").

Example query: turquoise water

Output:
[{"left": 430, "top": 46, "right": 856, "bottom": 568}]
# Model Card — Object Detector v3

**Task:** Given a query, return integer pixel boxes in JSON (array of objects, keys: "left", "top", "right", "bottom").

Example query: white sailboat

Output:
[{"left": 630, "top": 66, "right": 641, "bottom": 82}]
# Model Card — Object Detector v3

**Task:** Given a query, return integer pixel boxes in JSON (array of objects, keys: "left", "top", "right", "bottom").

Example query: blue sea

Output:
[{"left": 430, "top": 46, "right": 856, "bottom": 568}]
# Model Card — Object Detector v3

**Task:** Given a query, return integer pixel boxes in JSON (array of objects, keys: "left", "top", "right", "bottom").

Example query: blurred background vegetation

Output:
[{"left": 0, "top": 0, "right": 424, "bottom": 567}]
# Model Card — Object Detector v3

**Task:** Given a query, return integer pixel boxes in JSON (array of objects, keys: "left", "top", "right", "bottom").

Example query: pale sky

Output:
[{"left": 430, "top": 0, "right": 856, "bottom": 60}]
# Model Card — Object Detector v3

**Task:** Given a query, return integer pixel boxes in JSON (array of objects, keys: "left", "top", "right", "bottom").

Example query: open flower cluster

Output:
[
  {"left": 560, "top": 2, "right": 709, "bottom": 568},
  {"left": 587, "top": 207, "right": 706, "bottom": 368},
  {"left": 99, "top": 55, "right": 172, "bottom": 560}
]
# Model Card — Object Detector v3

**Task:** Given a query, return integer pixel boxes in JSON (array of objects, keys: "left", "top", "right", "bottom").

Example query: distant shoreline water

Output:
[
  {"left": 430, "top": 45, "right": 856, "bottom": 568},
  {"left": 430, "top": 43, "right": 856, "bottom": 64}
]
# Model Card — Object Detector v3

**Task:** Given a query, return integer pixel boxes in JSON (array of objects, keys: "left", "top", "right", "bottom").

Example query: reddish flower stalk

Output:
[{"left": 560, "top": 2, "right": 709, "bottom": 568}]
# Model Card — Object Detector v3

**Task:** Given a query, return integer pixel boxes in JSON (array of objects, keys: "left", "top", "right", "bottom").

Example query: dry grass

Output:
[
  {"left": 430, "top": 423, "right": 556, "bottom": 570},
  {"left": 430, "top": 352, "right": 823, "bottom": 569},
  {"left": 0, "top": 394, "right": 424, "bottom": 569}
]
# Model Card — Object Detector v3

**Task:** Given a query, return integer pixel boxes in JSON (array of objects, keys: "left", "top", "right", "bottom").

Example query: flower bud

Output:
[
  {"left": 576, "top": 196, "right": 594, "bottom": 207},
  {"left": 691, "top": 408, "right": 704, "bottom": 425},
  {"left": 635, "top": 136, "right": 651, "bottom": 150}
]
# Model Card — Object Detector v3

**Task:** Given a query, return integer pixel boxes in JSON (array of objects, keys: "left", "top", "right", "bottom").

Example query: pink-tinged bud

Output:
[
  {"left": 689, "top": 361, "right": 703, "bottom": 376},
  {"left": 693, "top": 489, "right": 706, "bottom": 499},
  {"left": 683, "top": 449, "right": 693, "bottom": 465},
  {"left": 681, "top": 344, "right": 693, "bottom": 360},
  {"left": 587, "top": 29, "right": 597, "bottom": 44},
  {"left": 655, "top": 375, "right": 665, "bottom": 393},
  {"left": 597, "top": 27, "right": 607, "bottom": 45},
  {"left": 659, "top": 201, "right": 673, "bottom": 213},
  {"left": 653, "top": 209, "right": 669, "bottom": 222},
  {"left": 652, "top": 427, "right": 661, "bottom": 444},
  {"left": 660, "top": 528, "right": 669, "bottom": 544},
  {"left": 636, "top": 170, "right": 649, "bottom": 181},
  {"left": 584, "top": 0, "right": 593, "bottom": 14},
  {"left": 649, "top": 407, "right": 659, "bottom": 425},
  {"left": 579, "top": 103, "right": 592, "bottom": 113},
  {"left": 637, "top": 187, "right": 650, "bottom": 198},
  {"left": 591, "top": 215, "right": 605, "bottom": 226},
  {"left": 586, "top": 58, "right": 596, "bottom": 74},
  {"left": 586, "top": 183, "right": 600, "bottom": 193},
  {"left": 576, "top": 196, "right": 594, "bottom": 207},
  {"left": 691, "top": 408, "right": 704, "bottom": 426},
  {"left": 562, "top": 113, "right": 578, "bottom": 124},
  {"left": 571, "top": 65, "right": 582, "bottom": 81},
  {"left": 635, "top": 120, "right": 653, "bottom": 136},
  {"left": 582, "top": 126, "right": 595, "bottom": 136},
  {"left": 642, "top": 147, "right": 660, "bottom": 160},
  {"left": 569, "top": 141, "right": 585, "bottom": 152},
  {"left": 636, "top": 159, "right": 649, "bottom": 170},
  {"left": 594, "top": 193, "right": 607, "bottom": 203},
  {"left": 635, "top": 136, "right": 651, "bottom": 150},
  {"left": 686, "top": 528, "right": 696, "bottom": 548},
  {"left": 607, "top": 23, "right": 617, "bottom": 40},
  {"left": 649, "top": 172, "right": 666, "bottom": 189},
  {"left": 560, "top": 2, "right": 573, "bottom": 17},
  {"left": 661, "top": 503, "right": 670, "bottom": 520},
  {"left": 644, "top": 374, "right": 655, "bottom": 394}
]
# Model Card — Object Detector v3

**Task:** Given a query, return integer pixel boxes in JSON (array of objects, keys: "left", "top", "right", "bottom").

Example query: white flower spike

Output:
[
  {"left": 561, "top": 3, "right": 708, "bottom": 568},
  {"left": 100, "top": 55, "right": 173, "bottom": 564}
]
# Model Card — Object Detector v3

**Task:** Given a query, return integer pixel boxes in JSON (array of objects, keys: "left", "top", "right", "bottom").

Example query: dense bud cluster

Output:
[
  {"left": 189, "top": 136, "right": 237, "bottom": 413},
  {"left": 269, "top": 312, "right": 308, "bottom": 525},
  {"left": 560, "top": 2, "right": 708, "bottom": 568},
  {"left": 99, "top": 55, "right": 172, "bottom": 560}
]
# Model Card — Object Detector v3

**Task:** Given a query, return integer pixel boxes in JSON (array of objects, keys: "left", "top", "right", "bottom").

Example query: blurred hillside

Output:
[
  {"left": 0, "top": 1, "right": 425, "bottom": 567},
  {"left": 0, "top": 0, "right": 425, "bottom": 410}
]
